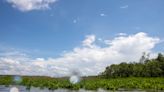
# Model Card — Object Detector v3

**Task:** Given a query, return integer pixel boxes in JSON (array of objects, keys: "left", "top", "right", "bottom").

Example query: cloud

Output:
[
  {"left": 73, "top": 19, "right": 77, "bottom": 23},
  {"left": 73, "top": 17, "right": 80, "bottom": 24},
  {"left": 100, "top": 13, "right": 107, "bottom": 17},
  {"left": 0, "top": 32, "right": 160, "bottom": 77},
  {"left": 6, "top": 0, "right": 57, "bottom": 12},
  {"left": 120, "top": 5, "right": 129, "bottom": 9},
  {"left": 117, "top": 33, "right": 127, "bottom": 36},
  {"left": 82, "top": 35, "right": 96, "bottom": 48}
]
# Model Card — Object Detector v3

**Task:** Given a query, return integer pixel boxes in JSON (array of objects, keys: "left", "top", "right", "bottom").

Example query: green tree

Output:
[
  {"left": 157, "top": 53, "right": 164, "bottom": 62},
  {"left": 144, "top": 60, "right": 162, "bottom": 77},
  {"left": 156, "top": 53, "right": 164, "bottom": 76}
]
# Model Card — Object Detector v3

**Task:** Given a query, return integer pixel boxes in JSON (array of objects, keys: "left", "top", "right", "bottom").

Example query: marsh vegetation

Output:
[
  {"left": 0, "top": 53, "right": 164, "bottom": 91},
  {"left": 1, "top": 76, "right": 164, "bottom": 91}
]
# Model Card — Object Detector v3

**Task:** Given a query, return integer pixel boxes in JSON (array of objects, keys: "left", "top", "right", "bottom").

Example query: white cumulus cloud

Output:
[
  {"left": 6, "top": 0, "right": 57, "bottom": 12},
  {"left": 120, "top": 5, "right": 129, "bottom": 9},
  {"left": 0, "top": 32, "right": 160, "bottom": 77},
  {"left": 117, "top": 33, "right": 127, "bottom": 36},
  {"left": 82, "top": 35, "right": 96, "bottom": 48}
]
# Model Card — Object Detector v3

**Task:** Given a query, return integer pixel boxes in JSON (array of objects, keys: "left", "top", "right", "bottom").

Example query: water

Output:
[
  {"left": 0, "top": 86, "right": 164, "bottom": 92},
  {"left": 10, "top": 87, "right": 19, "bottom": 92}
]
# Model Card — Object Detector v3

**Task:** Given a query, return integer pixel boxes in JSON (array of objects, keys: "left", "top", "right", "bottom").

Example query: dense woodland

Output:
[{"left": 102, "top": 53, "right": 164, "bottom": 77}]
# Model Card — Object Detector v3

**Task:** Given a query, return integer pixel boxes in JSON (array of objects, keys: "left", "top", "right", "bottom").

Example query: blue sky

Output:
[{"left": 0, "top": 0, "right": 164, "bottom": 76}]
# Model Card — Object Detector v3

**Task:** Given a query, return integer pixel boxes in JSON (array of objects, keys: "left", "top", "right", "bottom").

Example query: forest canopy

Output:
[{"left": 102, "top": 53, "right": 164, "bottom": 77}]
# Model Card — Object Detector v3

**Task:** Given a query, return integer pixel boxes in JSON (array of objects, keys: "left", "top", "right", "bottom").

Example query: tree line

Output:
[{"left": 102, "top": 53, "right": 164, "bottom": 77}]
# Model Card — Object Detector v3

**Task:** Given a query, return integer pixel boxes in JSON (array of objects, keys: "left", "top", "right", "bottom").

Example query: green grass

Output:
[{"left": 1, "top": 75, "right": 164, "bottom": 91}]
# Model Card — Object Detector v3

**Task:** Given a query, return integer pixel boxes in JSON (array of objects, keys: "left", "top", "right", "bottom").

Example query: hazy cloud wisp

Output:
[{"left": 6, "top": 0, "right": 57, "bottom": 12}]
